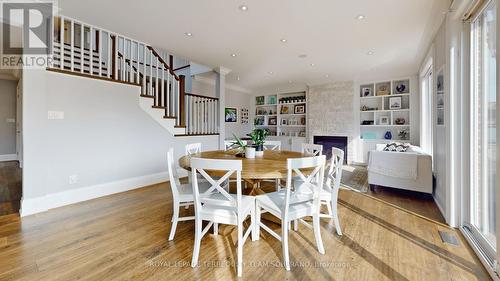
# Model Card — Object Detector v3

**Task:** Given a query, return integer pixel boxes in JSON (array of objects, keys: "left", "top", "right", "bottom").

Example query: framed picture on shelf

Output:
[
  {"left": 394, "top": 80, "right": 410, "bottom": 94},
  {"left": 256, "top": 96, "right": 265, "bottom": 105},
  {"left": 379, "top": 116, "right": 389, "bottom": 125},
  {"left": 389, "top": 97, "right": 402, "bottom": 110},
  {"left": 268, "top": 117, "right": 277, "bottom": 125},
  {"left": 294, "top": 105, "right": 305, "bottom": 114},
  {"left": 280, "top": 105, "right": 290, "bottom": 114},
  {"left": 224, "top": 107, "right": 237, "bottom": 122},
  {"left": 254, "top": 116, "right": 265, "bottom": 126},
  {"left": 437, "top": 69, "right": 444, "bottom": 92},
  {"left": 376, "top": 82, "right": 390, "bottom": 96}
]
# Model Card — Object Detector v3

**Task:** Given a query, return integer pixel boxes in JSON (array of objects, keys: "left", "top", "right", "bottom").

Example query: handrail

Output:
[
  {"left": 173, "top": 65, "right": 190, "bottom": 72},
  {"left": 185, "top": 93, "right": 219, "bottom": 100},
  {"left": 147, "top": 46, "right": 179, "bottom": 81},
  {"left": 117, "top": 51, "right": 143, "bottom": 78}
]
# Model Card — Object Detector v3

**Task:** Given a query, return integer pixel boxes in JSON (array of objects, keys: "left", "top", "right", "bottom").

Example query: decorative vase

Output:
[
  {"left": 245, "top": 147, "right": 256, "bottom": 159},
  {"left": 384, "top": 131, "right": 392, "bottom": 140}
]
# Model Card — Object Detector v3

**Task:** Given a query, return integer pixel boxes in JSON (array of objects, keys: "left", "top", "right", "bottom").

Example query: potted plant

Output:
[
  {"left": 248, "top": 129, "right": 269, "bottom": 157},
  {"left": 230, "top": 134, "right": 255, "bottom": 159}
]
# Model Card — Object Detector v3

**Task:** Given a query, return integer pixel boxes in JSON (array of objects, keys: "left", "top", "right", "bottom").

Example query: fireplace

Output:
[{"left": 313, "top": 136, "right": 348, "bottom": 164}]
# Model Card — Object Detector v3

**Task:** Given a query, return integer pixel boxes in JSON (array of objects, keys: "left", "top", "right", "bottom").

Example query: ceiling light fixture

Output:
[
  {"left": 356, "top": 14, "right": 366, "bottom": 20},
  {"left": 239, "top": 5, "right": 248, "bottom": 11},
  {"left": 280, "top": 39, "right": 287, "bottom": 43},
  {"left": 269, "top": 71, "right": 274, "bottom": 75},
  {"left": 298, "top": 54, "right": 308, "bottom": 58},
  {"left": 310, "top": 63, "right": 315, "bottom": 67},
  {"left": 184, "top": 32, "right": 193, "bottom": 37},
  {"left": 288, "top": 80, "right": 293, "bottom": 83},
  {"left": 367, "top": 51, "right": 374, "bottom": 55},
  {"left": 237, "top": 76, "right": 240, "bottom": 81},
  {"left": 325, "top": 74, "right": 329, "bottom": 78},
  {"left": 231, "top": 53, "right": 237, "bottom": 57}
]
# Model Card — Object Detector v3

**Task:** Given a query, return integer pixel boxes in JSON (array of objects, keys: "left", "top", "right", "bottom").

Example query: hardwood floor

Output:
[
  {"left": 0, "top": 161, "right": 22, "bottom": 216},
  {"left": 0, "top": 181, "right": 490, "bottom": 280}
]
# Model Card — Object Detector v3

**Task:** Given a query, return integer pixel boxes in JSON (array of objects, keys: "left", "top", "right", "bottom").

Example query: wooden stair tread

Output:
[
  {"left": 163, "top": 116, "right": 176, "bottom": 119},
  {"left": 174, "top": 133, "right": 220, "bottom": 137}
]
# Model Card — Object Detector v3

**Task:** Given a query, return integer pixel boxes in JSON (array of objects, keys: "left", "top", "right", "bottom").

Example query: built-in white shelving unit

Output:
[{"left": 359, "top": 78, "right": 412, "bottom": 142}]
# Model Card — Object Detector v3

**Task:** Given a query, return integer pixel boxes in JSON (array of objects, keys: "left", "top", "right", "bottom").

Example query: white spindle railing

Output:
[
  {"left": 185, "top": 94, "right": 219, "bottom": 135},
  {"left": 52, "top": 16, "right": 218, "bottom": 134}
]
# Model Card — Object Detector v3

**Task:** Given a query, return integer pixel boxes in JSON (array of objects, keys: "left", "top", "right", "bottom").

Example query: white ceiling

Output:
[{"left": 59, "top": 0, "right": 450, "bottom": 92}]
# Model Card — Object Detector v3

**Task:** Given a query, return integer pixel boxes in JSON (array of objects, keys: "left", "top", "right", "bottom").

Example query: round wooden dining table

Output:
[{"left": 178, "top": 150, "right": 307, "bottom": 195}]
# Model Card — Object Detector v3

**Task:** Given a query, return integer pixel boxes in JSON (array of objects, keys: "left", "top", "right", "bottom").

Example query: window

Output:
[{"left": 469, "top": 0, "right": 497, "bottom": 254}]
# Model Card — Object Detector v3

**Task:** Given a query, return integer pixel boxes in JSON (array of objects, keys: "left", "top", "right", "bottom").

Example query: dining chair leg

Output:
[
  {"left": 169, "top": 201, "right": 180, "bottom": 241},
  {"left": 332, "top": 202, "right": 342, "bottom": 236},
  {"left": 326, "top": 201, "right": 333, "bottom": 217},
  {"left": 312, "top": 214, "right": 325, "bottom": 254},
  {"left": 191, "top": 218, "right": 202, "bottom": 267},
  {"left": 254, "top": 203, "right": 261, "bottom": 241},
  {"left": 213, "top": 223, "right": 219, "bottom": 235},
  {"left": 237, "top": 219, "right": 244, "bottom": 277},
  {"left": 251, "top": 205, "right": 257, "bottom": 241},
  {"left": 282, "top": 219, "right": 291, "bottom": 271}
]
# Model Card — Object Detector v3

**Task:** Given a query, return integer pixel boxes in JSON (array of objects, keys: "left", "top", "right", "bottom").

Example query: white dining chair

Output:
[
  {"left": 166, "top": 148, "right": 210, "bottom": 241},
  {"left": 224, "top": 140, "right": 247, "bottom": 151},
  {"left": 254, "top": 155, "right": 326, "bottom": 271},
  {"left": 320, "top": 147, "right": 344, "bottom": 235},
  {"left": 263, "top": 140, "right": 281, "bottom": 151},
  {"left": 302, "top": 143, "right": 323, "bottom": 156},
  {"left": 190, "top": 158, "right": 256, "bottom": 277},
  {"left": 185, "top": 143, "right": 202, "bottom": 155}
]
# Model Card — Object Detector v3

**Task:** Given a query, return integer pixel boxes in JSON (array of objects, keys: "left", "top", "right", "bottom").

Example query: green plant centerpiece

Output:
[{"left": 248, "top": 128, "right": 269, "bottom": 156}]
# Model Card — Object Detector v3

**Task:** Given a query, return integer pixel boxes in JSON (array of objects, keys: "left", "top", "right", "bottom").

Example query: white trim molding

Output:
[
  {"left": 20, "top": 171, "right": 169, "bottom": 217},
  {"left": 0, "top": 154, "right": 17, "bottom": 162}
]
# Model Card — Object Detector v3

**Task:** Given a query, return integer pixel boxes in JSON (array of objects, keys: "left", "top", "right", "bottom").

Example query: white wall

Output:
[
  {"left": 20, "top": 69, "right": 219, "bottom": 216},
  {"left": 0, "top": 79, "right": 17, "bottom": 156},
  {"left": 191, "top": 77, "right": 253, "bottom": 139}
]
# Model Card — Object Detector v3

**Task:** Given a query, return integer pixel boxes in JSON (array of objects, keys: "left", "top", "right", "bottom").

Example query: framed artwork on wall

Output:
[
  {"left": 225, "top": 107, "right": 237, "bottom": 122},
  {"left": 241, "top": 108, "right": 249, "bottom": 124}
]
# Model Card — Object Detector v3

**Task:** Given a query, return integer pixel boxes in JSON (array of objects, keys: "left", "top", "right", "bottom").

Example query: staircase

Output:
[{"left": 48, "top": 16, "right": 219, "bottom": 137}]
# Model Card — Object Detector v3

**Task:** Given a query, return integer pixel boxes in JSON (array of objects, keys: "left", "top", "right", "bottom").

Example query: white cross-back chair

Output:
[
  {"left": 190, "top": 158, "right": 256, "bottom": 277},
  {"left": 185, "top": 143, "right": 202, "bottom": 155},
  {"left": 302, "top": 143, "right": 323, "bottom": 156},
  {"left": 263, "top": 140, "right": 281, "bottom": 151},
  {"left": 167, "top": 148, "right": 211, "bottom": 241},
  {"left": 254, "top": 155, "right": 326, "bottom": 271},
  {"left": 224, "top": 140, "right": 247, "bottom": 151},
  {"left": 320, "top": 147, "right": 344, "bottom": 235}
]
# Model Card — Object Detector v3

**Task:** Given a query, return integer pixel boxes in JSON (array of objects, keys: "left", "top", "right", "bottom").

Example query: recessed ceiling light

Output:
[
  {"left": 325, "top": 74, "right": 329, "bottom": 78},
  {"left": 356, "top": 14, "right": 366, "bottom": 20},
  {"left": 237, "top": 76, "right": 240, "bottom": 81},
  {"left": 288, "top": 80, "right": 293, "bottom": 83},
  {"left": 184, "top": 32, "right": 192, "bottom": 37},
  {"left": 239, "top": 5, "right": 248, "bottom": 11},
  {"left": 298, "top": 54, "right": 308, "bottom": 58},
  {"left": 367, "top": 51, "right": 374, "bottom": 55},
  {"left": 280, "top": 39, "right": 287, "bottom": 43},
  {"left": 269, "top": 71, "right": 274, "bottom": 75},
  {"left": 231, "top": 53, "right": 237, "bottom": 57},
  {"left": 310, "top": 63, "right": 315, "bottom": 67}
]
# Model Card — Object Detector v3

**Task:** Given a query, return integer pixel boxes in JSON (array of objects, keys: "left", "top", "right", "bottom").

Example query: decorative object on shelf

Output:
[
  {"left": 225, "top": 107, "right": 237, "bottom": 122},
  {"left": 248, "top": 129, "right": 268, "bottom": 157},
  {"left": 394, "top": 118, "right": 406, "bottom": 125},
  {"left": 268, "top": 95, "right": 277, "bottom": 105},
  {"left": 241, "top": 108, "right": 249, "bottom": 124},
  {"left": 398, "top": 130, "right": 409, "bottom": 140},
  {"left": 299, "top": 131, "right": 306, "bottom": 137},
  {"left": 268, "top": 117, "right": 277, "bottom": 125},
  {"left": 394, "top": 80, "right": 410, "bottom": 94},
  {"left": 280, "top": 105, "right": 290, "bottom": 114},
  {"left": 281, "top": 119, "right": 288, "bottom": 125},
  {"left": 254, "top": 116, "right": 264, "bottom": 126},
  {"left": 384, "top": 131, "right": 392, "bottom": 140},
  {"left": 362, "top": 132, "right": 377, "bottom": 139},
  {"left": 362, "top": 120, "right": 374, "bottom": 125},
  {"left": 389, "top": 97, "right": 402, "bottom": 110},
  {"left": 436, "top": 94, "right": 444, "bottom": 109},
  {"left": 294, "top": 105, "right": 305, "bottom": 114},
  {"left": 436, "top": 67, "right": 444, "bottom": 125},
  {"left": 384, "top": 131, "right": 393, "bottom": 140},
  {"left": 362, "top": 87, "right": 372, "bottom": 97},
  {"left": 361, "top": 105, "right": 378, "bottom": 111},
  {"left": 269, "top": 109, "right": 274, "bottom": 115},
  {"left": 300, "top": 117, "right": 306, "bottom": 125},
  {"left": 437, "top": 109, "right": 444, "bottom": 125},
  {"left": 376, "top": 83, "right": 390, "bottom": 96},
  {"left": 256, "top": 96, "right": 265, "bottom": 105},
  {"left": 279, "top": 95, "right": 306, "bottom": 104},
  {"left": 437, "top": 71, "right": 444, "bottom": 92},
  {"left": 379, "top": 116, "right": 390, "bottom": 125}
]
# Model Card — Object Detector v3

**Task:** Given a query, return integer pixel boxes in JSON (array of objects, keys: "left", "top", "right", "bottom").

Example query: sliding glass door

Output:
[{"left": 468, "top": 0, "right": 497, "bottom": 261}]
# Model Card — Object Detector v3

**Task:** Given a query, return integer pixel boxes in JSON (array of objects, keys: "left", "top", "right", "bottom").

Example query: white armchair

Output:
[{"left": 368, "top": 144, "right": 433, "bottom": 194}]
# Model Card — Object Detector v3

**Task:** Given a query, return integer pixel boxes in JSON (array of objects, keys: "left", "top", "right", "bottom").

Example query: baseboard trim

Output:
[
  {"left": 0, "top": 154, "right": 17, "bottom": 162},
  {"left": 20, "top": 171, "right": 168, "bottom": 217},
  {"left": 433, "top": 195, "right": 447, "bottom": 223}
]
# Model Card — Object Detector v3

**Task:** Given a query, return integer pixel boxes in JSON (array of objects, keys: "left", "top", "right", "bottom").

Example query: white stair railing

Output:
[{"left": 185, "top": 94, "right": 219, "bottom": 135}]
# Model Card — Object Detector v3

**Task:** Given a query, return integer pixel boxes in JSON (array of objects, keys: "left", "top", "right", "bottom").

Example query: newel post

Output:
[
  {"left": 179, "top": 75, "right": 186, "bottom": 127},
  {"left": 111, "top": 35, "right": 117, "bottom": 80}
]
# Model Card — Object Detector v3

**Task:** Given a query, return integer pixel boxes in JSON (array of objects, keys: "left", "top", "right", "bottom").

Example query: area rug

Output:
[{"left": 340, "top": 165, "right": 369, "bottom": 193}]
